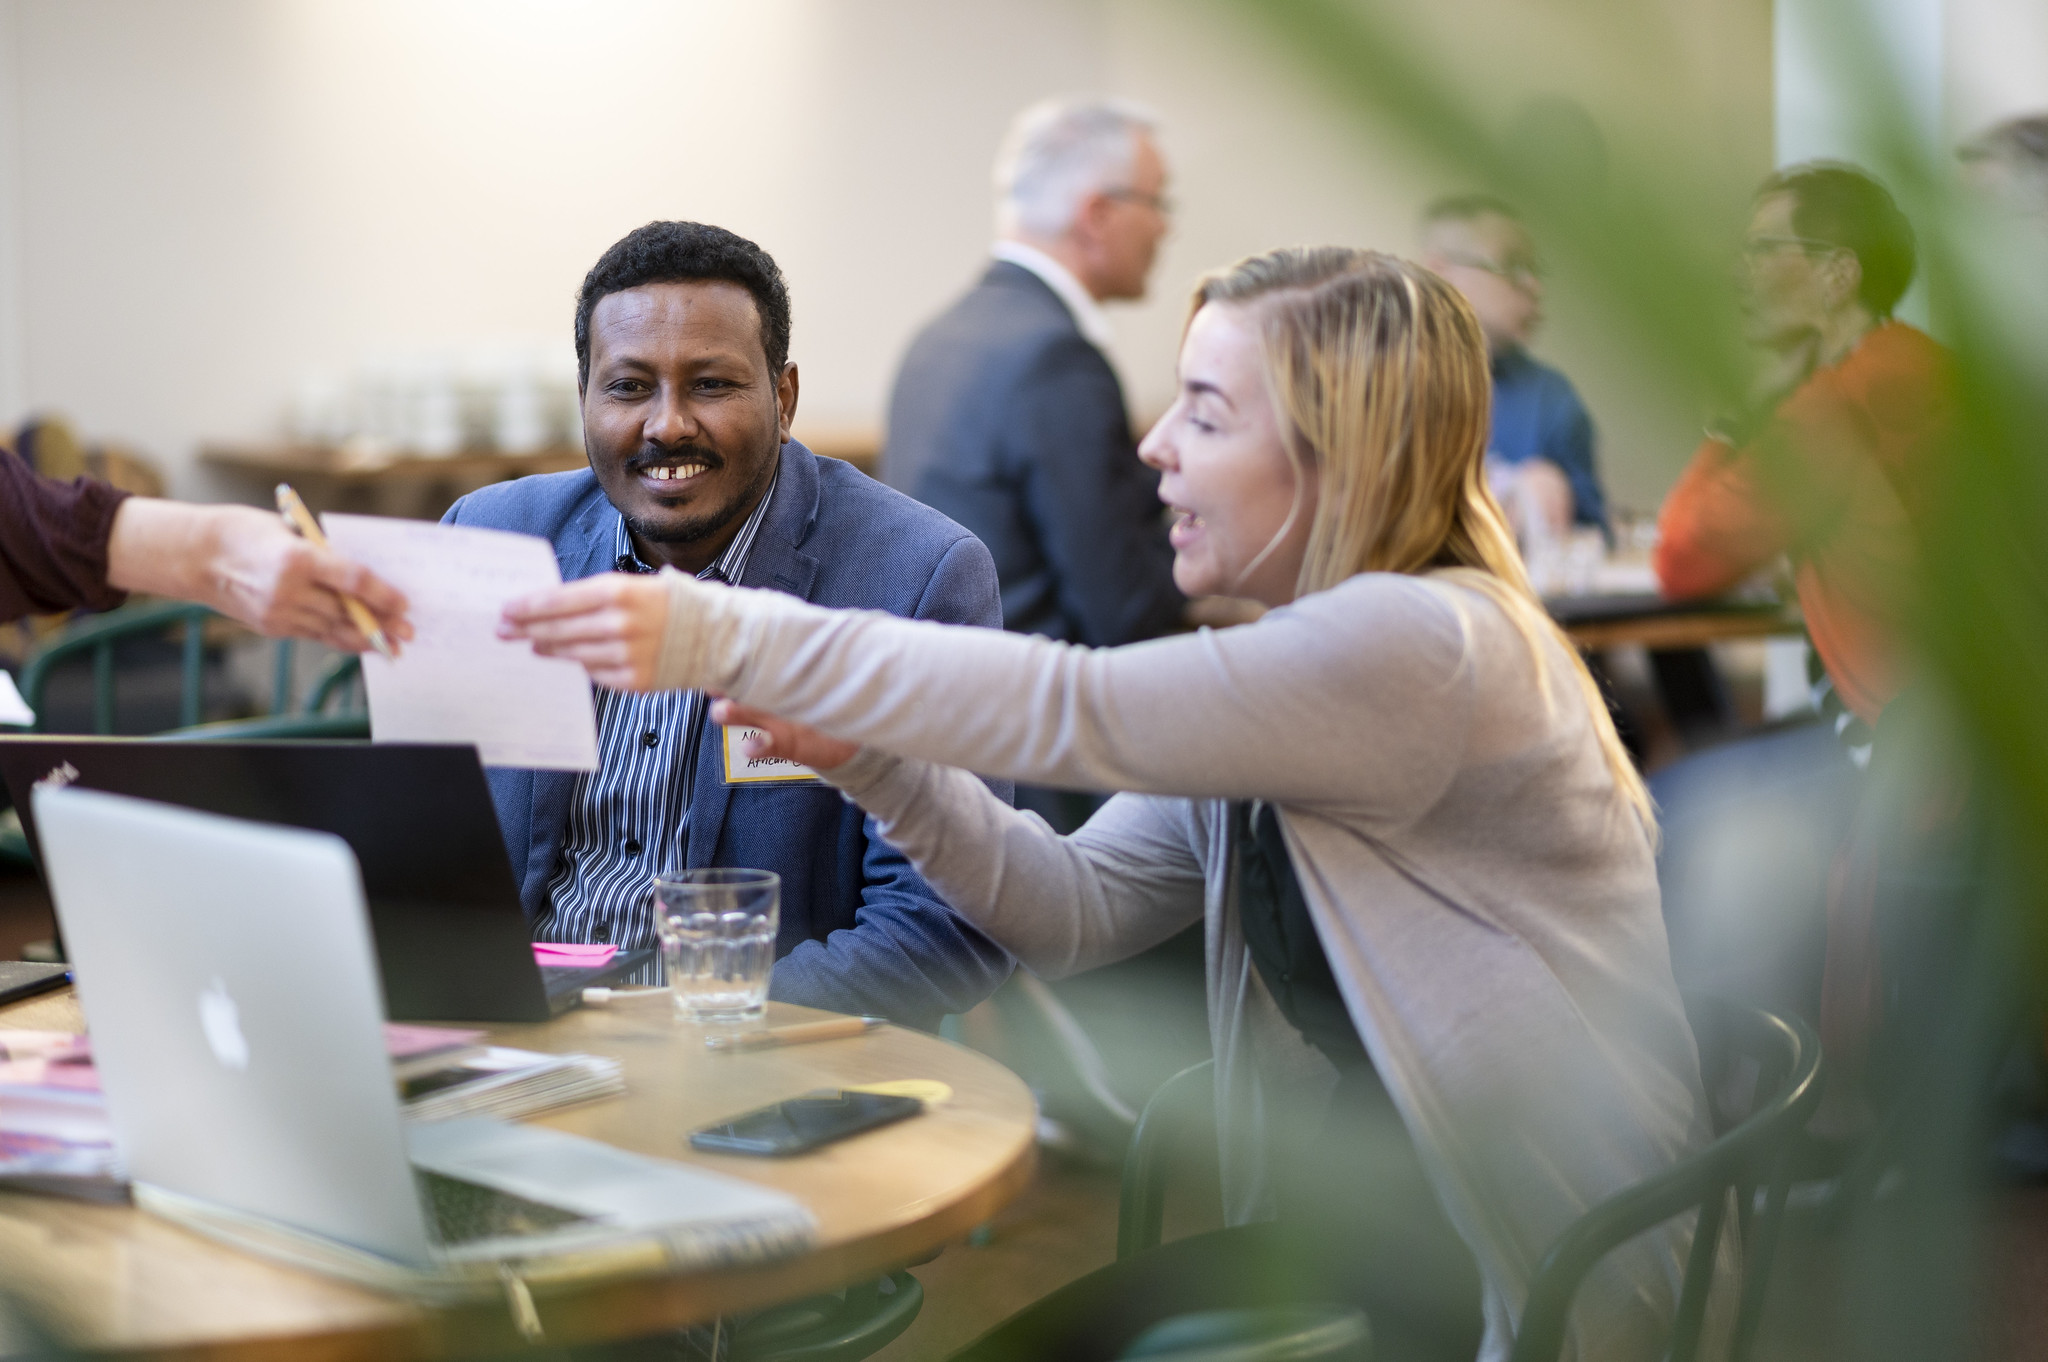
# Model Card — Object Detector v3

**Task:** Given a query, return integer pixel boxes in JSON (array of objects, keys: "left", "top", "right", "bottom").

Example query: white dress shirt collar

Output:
[{"left": 991, "top": 240, "right": 1115, "bottom": 351}]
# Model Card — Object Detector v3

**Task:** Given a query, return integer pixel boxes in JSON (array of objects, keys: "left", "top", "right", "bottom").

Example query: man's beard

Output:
[{"left": 622, "top": 442, "right": 778, "bottom": 546}]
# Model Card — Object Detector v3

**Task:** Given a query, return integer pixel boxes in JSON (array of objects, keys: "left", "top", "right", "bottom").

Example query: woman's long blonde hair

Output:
[{"left": 1195, "top": 246, "right": 1654, "bottom": 835}]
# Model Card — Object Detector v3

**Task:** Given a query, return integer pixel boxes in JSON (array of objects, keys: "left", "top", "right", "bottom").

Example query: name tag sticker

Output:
[{"left": 722, "top": 726, "right": 824, "bottom": 785}]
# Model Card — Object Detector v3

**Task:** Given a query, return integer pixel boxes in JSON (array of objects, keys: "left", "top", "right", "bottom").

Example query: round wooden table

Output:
[{"left": 0, "top": 990, "right": 1038, "bottom": 1360}]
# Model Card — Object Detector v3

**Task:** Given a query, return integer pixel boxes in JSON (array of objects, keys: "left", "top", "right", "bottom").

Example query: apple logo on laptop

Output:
[{"left": 197, "top": 977, "right": 251, "bottom": 1071}]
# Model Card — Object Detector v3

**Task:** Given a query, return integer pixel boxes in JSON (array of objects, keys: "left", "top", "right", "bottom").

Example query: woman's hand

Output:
[
  {"left": 709, "top": 698, "right": 861, "bottom": 772},
  {"left": 499, "top": 573, "right": 672, "bottom": 691}
]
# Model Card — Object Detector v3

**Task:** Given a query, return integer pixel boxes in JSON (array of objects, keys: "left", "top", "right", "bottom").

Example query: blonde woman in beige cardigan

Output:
[{"left": 505, "top": 248, "right": 1729, "bottom": 1362}]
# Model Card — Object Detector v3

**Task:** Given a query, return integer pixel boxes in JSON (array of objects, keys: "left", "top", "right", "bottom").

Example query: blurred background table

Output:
[
  {"left": 202, "top": 443, "right": 589, "bottom": 521},
  {"left": 1547, "top": 592, "right": 1803, "bottom": 651},
  {"left": 0, "top": 991, "right": 1037, "bottom": 1359}
]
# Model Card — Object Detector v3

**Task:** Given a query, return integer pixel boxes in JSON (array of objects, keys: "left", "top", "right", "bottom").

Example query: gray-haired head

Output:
[
  {"left": 1959, "top": 114, "right": 2048, "bottom": 218},
  {"left": 994, "top": 96, "right": 1161, "bottom": 239}
]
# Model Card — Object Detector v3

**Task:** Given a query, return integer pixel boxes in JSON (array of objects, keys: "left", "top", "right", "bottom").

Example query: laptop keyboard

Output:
[{"left": 414, "top": 1167, "right": 592, "bottom": 1245}]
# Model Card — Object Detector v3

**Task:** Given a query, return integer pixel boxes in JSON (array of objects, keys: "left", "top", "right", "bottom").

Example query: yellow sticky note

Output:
[{"left": 845, "top": 1079, "right": 953, "bottom": 1107}]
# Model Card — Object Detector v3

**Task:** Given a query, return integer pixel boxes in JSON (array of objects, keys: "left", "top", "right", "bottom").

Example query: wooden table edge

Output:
[
  {"left": 1563, "top": 610, "right": 1802, "bottom": 652},
  {"left": 83, "top": 1138, "right": 1037, "bottom": 1362},
  {"left": 0, "top": 993, "right": 1042, "bottom": 1360}
]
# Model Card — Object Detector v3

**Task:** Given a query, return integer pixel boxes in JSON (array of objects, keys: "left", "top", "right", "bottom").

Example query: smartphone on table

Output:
[{"left": 689, "top": 1090, "right": 925, "bottom": 1157}]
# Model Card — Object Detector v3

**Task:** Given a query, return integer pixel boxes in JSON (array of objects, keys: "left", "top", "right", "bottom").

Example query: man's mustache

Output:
[{"left": 624, "top": 444, "right": 724, "bottom": 475}]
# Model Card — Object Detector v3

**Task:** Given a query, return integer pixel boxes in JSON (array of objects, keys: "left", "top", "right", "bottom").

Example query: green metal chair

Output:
[
  {"left": 14, "top": 603, "right": 366, "bottom": 737},
  {"left": 17, "top": 600, "right": 216, "bottom": 734},
  {"left": 1509, "top": 999, "right": 1822, "bottom": 1362},
  {"left": 1118, "top": 1057, "right": 1217, "bottom": 1261},
  {"left": 730, "top": 1271, "right": 925, "bottom": 1362},
  {"left": 1113, "top": 998, "right": 1824, "bottom": 1362},
  {"left": 154, "top": 712, "right": 371, "bottom": 742},
  {"left": 302, "top": 652, "right": 364, "bottom": 716},
  {"left": 1118, "top": 1306, "right": 1370, "bottom": 1362},
  {"left": 1, "top": 628, "right": 369, "bottom": 869}
]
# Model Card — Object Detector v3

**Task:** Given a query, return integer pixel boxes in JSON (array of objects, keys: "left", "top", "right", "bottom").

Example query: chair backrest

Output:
[
  {"left": 1507, "top": 998, "right": 1824, "bottom": 1362},
  {"left": 1117, "top": 1002, "right": 1823, "bottom": 1362},
  {"left": 20, "top": 605, "right": 369, "bottom": 735},
  {"left": 151, "top": 713, "right": 371, "bottom": 742},
  {"left": 303, "top": 653, "right": 364, "bottom": 716},
  {"left": 1118, "top": 1058, "right": 1216, "bottom": 1261},
  {"left": 19, "top": 601, "right": 214, "bottom": 733}
]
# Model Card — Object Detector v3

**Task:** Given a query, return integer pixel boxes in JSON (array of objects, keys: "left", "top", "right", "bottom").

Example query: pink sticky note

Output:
[
  {"left": 382, "top": 1023, "right": 487, "bottom": 1059},
  {"left": 534, "top": 943, "right": 617, "bottom": 969}
]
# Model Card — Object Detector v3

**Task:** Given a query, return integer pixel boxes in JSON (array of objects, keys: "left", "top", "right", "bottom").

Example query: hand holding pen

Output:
[{"left": 273, "top": 484, "right": 407, "bottom": 658}]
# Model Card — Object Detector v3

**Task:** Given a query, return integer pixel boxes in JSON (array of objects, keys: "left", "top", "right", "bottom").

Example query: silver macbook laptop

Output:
[{"left": 31, "top": 784, "right": 814, "bottom": 1301}]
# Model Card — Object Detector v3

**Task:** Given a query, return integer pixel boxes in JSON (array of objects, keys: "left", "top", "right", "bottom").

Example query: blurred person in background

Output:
[
  {"left": 884, "top": 96, "right": 1183, "bottom": 835},
  {"left": 1420, "top": 194, "right": 1607, "bottom": 547},
  {"left": 1649, "top": 165, "right": 1947, "bottom": 1076},
  {"left": 443, "top": 221, "right": 1012, "bottom": 1032},
  {"left": 1958, "top": 114, "right": 2048, "bottom": 227},
  {"left": 507, "top": 248, "right": 1724, "bottom": 1362},
  {"left": 1, "top": 445, "right": 409, "bottom": 649}
]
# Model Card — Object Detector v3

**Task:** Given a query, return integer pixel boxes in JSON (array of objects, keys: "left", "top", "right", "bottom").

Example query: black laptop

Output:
[{"left": 0, "top": 738, "right": 651, "bottom": 1021}]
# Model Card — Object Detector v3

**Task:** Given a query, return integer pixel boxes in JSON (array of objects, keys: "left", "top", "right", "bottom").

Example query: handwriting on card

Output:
[{"left": 721, "top": 726, "right": 822, "bottom": 784}]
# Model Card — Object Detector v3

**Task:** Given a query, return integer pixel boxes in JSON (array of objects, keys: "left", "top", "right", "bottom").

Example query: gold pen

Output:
[
  {"left": 274, "top": 483, "right": 396, "bottom": 659},
  {"left": 704, "top": 1017, "right": 885, "bottom": 1052}
]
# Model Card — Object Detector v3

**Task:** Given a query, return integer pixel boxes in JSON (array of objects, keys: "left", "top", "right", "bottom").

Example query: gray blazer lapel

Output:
[{"left": 685, "top": 442, "right": 821, "bottom": 867}]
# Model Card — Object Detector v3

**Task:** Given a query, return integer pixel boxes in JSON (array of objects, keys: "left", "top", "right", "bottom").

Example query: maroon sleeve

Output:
[{"left": 0, "top": 447, "right": 132, "bottom": 622}]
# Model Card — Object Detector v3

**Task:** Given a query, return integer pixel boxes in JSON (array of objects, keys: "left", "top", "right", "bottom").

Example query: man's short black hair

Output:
[
  {"left": 1421, "top": 193, "right": 1522, "bottom": 227},
  {"left": 574, "top": 221, "right": 792, "bottom": 385},
  {"left": 1758, "top": 163, "right": 1917, "bottom": 317}
]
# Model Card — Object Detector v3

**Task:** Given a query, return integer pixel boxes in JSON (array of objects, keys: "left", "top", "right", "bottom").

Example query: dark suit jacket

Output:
[
  {"left": 883, "top": 260, "right": 1182, "bottom": 646},
  {"left": 443, "top": 442, "right": 1013, "bottom": 1028}
]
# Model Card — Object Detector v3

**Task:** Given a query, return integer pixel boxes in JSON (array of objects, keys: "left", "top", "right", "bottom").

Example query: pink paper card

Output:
[
  {"left": 0, "top": 1031, "right": 90, "bottom": 1063},
  {"left": 381, "top": 1023, "right": 487, "bottom": 1059},
  {"left": 534, "top": 943, "right": 617, "bottom": 969}
]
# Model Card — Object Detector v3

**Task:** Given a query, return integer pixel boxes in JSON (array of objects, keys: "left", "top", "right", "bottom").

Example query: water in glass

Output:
[{"left": 655, "top": 869, "right": 779, "bottom": 1023}]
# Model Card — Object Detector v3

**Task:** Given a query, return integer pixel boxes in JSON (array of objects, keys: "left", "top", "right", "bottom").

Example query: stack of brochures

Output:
[
  {"left": 0, "top": 1026, "right": 624, "bottom": 1198},
  {"left": 0, "top": 1030, "right": 122, "bottom": 1198},
  {"left": 401, "top": 1046, "right": 624, "bottom": 1123}
]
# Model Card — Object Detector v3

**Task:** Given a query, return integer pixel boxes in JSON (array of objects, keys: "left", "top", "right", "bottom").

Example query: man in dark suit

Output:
[
  {"left": 884, "top": 97, "right": 1182, "bottom": 653},
  {"left": 446, "top": 221, "right": 1010, "bottom": 1030},
  {"left": 886, "top": 98, "right": 1183, "bottom": 834}
]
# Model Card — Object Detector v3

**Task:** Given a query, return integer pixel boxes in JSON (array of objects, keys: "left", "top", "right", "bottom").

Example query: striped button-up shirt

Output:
[{"left": 538, "top": 473, "right": 780, "bottom": 970}]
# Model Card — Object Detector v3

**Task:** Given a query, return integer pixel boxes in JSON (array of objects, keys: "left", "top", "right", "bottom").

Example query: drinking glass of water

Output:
[{"left": 654, "top": 869, "right": 779, "bottom": 1023}]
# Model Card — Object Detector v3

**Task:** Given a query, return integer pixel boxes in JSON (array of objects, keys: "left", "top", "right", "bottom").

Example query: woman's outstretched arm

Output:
[
  {"left": 502, "top": 566, "right": 1478, "bottom": 812},
  {"left": 833, "top": 748, "right": 1207, "bottom": 980}
]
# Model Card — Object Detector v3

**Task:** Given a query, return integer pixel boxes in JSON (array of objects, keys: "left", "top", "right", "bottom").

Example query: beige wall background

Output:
[{"left": 0, "top": 0, "right": 1784, "bottom": 513}]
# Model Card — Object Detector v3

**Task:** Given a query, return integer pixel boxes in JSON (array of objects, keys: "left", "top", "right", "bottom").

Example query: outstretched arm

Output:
[
  {"left": 503, "top": 568, "right": 1474, "bottom": 814},
  {"left": 713, "top": 697, "right": 1206, "bottom": 983},
  {"left": 750, "top": 533, "right": 1019, "bottom": 1026},
  {"left": 763, "top": 818, "right": 1015, "bottom": 1029},
  {"left": 1, "top": 443, "right": 410, "bottom": 648},
  {"left": 107, "top": 499, "right": 413, "bottom": 652}
]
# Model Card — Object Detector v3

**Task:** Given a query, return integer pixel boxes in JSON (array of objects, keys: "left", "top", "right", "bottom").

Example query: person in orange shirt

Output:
[
  {"left": 1651, "top": 164, "right": 1948, "bottom": 1039},
  {"left": 1656, "top": 163, "right": 1945, "bottom": 728}
]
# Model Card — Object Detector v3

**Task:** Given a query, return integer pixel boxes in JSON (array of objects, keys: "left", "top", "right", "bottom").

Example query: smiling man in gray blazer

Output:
[{"left": 446, "top": 221, "right": 1011, "bottom": 1030}]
